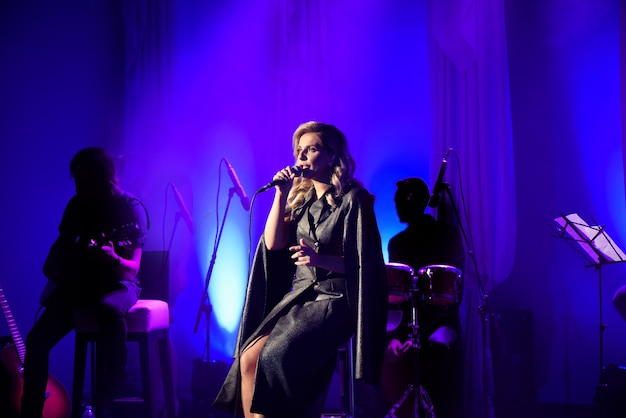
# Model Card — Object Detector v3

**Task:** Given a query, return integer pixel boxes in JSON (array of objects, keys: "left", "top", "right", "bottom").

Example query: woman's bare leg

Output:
[{"left": 240, "top": 334, "right": 270, "bottom": 418}]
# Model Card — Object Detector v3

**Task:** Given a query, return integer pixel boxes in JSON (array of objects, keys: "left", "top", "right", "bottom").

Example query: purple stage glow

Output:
[{"left": 1, "top": 0, "right": 625, "bottom": 411}]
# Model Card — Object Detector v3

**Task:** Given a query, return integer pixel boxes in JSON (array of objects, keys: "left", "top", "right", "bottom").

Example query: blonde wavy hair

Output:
[{"left": 287, "top": 121, "right": 356, "bottom": 210}]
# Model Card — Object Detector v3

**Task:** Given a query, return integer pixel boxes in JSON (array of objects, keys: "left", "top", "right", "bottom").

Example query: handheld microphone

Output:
[
  {"left": 171, "top": 183, "right": 194, "bottom": 234},
  {"left": 257, "top": 166, "right": 304, "bottom": 193},
  {"left": 428, "top": 152, "right": 450, "bottom": 208},
  {"left": 225, "top": 159, "right": 250, "bottom": 211}
]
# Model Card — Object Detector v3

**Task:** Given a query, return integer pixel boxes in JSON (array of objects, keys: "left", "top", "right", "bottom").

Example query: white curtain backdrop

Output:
[
  {"left": 122, "top": 1, "right": 516, "bottom": 416},
  {"left": 428, "top": 0, "right": 516, "bottom": 416}
]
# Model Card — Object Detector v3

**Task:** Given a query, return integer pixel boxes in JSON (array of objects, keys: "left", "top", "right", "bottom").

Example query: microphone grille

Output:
[{"left": 292, "top": 166, "right": 304, "bottom": 176}]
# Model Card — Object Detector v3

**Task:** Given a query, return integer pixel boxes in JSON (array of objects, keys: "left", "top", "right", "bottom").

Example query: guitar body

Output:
[{"left": 0, "top": 344, "right": 71, "bottom": 418}]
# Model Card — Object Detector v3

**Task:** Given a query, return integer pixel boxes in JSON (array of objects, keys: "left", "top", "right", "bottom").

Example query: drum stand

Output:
[{"left": 385, "top": 291, "right": 437, "bottom": 418}]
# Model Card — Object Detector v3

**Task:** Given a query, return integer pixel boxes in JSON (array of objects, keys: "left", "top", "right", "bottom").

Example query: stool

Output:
[
  {"left": 322, "top": 337, "right": 355, "bottom": 418},
  {"left": 71, "top": 299, "right": 176, "bottom": 418},
  {"left": 337, "top": 337, "right": 355, "bottom": 418}
]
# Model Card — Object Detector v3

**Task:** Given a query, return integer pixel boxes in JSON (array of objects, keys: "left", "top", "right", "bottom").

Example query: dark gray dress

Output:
[{"left": 214, "top": 184, "right": 388, "bottom": 417}]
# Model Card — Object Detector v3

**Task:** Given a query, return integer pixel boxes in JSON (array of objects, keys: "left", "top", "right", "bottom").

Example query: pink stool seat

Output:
[
  {"left": 74, "top": 299, "right": 170, "bottom": 333},
  {"left": 72, "top": 298, "right": 176, "bottom": 418},
  {"left": 125, "top": 299, "right": 169, "bottom": 332}
]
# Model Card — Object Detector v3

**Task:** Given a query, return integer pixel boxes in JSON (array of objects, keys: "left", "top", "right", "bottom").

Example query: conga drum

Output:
[
  {"left": 386, "top": 262, "right": 414, "bottom": 304},
  {"left": 385, "top": 263, "right": 414, "bottom": 332},
  {"left": 381, "top": 351, "right": 416, "bottom": 418},
  {"left": 415, "top": 264, "right": 463, "bottom": 305},
  {"left": 382, "top": 263, "right": 418, "bottom": 417}
]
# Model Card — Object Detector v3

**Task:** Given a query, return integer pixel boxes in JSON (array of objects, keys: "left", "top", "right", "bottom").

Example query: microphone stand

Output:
[
  {"left": 440, "top": 183, "right": 498, "bottom": 418},
  {"left": 193, "top": 187, "right": 236, "bottom": 362},
  {"left": 166, "top": 212, "right": 183, "bottom": 255}
]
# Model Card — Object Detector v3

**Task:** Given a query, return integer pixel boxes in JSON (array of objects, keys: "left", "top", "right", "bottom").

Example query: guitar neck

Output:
[{"left": 0, "top": 287, "right": 26, "bottom": 365}]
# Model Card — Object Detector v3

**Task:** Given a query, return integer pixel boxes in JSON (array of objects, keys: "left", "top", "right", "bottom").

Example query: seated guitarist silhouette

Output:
[{"left": 20, "top": 147, "right": 148, "bottom": 418}]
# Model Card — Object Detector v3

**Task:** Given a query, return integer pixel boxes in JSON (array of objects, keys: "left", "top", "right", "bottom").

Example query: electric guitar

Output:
[
  {"left": 77, "top": 222, "right": 139, "bottom": 249},
  {"left": 39, "top": 222, "right": 141, "bottom": 305},
  {"left": 0, "top": 285, "right": 71, "bottom": 418}
]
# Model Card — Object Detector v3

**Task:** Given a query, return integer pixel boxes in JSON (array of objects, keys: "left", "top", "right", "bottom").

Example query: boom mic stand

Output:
[
  {"left": 439, "top": 180, "right": 498, "bottom": 418},
  {"left": 193, "top": 187, "right": 237, "bottom": 362}
]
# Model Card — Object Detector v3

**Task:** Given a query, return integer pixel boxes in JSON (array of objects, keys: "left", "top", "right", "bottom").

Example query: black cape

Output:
[{"left": 214, "top": 185, "right": 388, "bottom": 417}]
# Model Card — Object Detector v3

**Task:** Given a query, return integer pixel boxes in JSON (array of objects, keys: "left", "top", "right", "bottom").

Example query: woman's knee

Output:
[
  {"left": 240, "top": 335, "right": 270, "bottom": 377},
  {"left": 240, "top": 349, "right": 260, "bottom": 378}
]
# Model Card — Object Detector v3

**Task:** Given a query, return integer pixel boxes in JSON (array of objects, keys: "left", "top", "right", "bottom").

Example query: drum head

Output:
[
  {"left": 386, "top": 262, "right": 415, "bottom": 304},
  {"left": 415, "top": 264, "right": 463, "bottom": 305}
]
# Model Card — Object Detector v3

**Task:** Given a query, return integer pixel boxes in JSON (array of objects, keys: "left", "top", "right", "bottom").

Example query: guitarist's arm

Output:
[
  {"left": 42, "top": 236, "right": 71, "bottom": 281},
  {"left": 94, "top": 242, "right": 142, "bottom": 281}
]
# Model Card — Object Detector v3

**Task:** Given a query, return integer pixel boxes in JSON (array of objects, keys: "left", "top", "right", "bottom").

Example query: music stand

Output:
[{"left": 553, "top": 213, "right": 626, "bottom": 377}]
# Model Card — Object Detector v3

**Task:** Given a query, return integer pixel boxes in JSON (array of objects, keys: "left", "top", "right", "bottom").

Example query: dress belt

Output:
[{"left": 313, "top": 277, "right": 347, "bottom": 301}]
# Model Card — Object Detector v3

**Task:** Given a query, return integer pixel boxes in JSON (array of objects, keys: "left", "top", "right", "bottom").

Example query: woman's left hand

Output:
[{"left": 289, "top": 238, "right": 319, "bottom": 266}]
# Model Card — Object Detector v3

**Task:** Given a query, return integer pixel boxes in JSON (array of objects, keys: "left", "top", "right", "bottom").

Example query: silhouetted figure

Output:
[
  {"left": 20, "top": 147, "right": 148, "bottom": 418},
  {"left": 383, "top": 177, "right": 465, "bottom": 418}
]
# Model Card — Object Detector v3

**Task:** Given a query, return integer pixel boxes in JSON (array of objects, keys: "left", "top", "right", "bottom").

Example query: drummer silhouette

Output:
[{"left": 383, "top": 177, "right": 465, "bottom": 418}]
